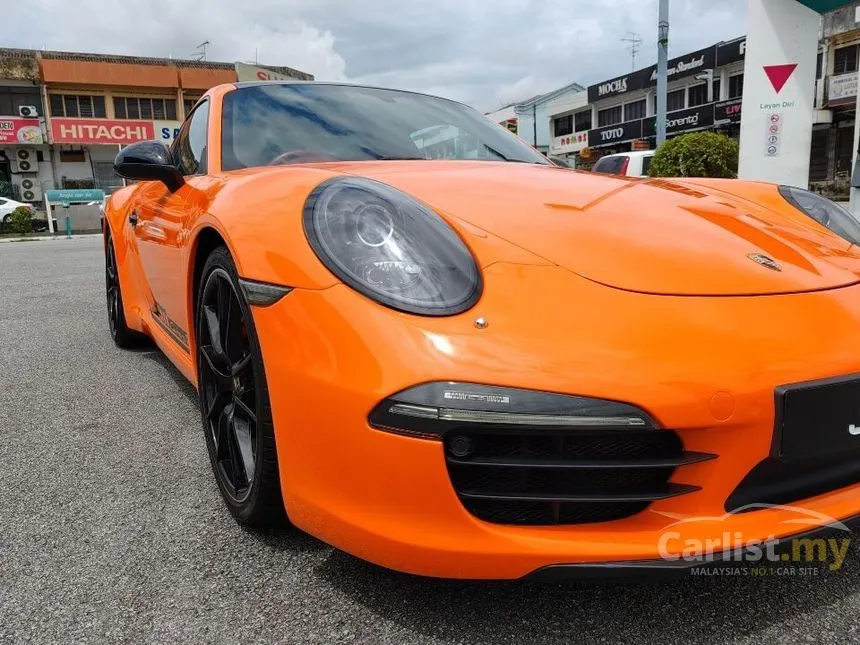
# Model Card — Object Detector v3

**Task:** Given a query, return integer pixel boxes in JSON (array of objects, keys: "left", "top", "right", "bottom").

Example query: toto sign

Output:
[{"left": 587, "top": 119, "right": 643, "bottom": 148}]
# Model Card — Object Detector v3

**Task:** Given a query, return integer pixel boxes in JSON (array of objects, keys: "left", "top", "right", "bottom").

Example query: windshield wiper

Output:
[
  {"left": 368, "top": 155, "right": 427, "bottom": 161},
  {"left": 482, "top": 145, "right": 541, "bottom": 164}
]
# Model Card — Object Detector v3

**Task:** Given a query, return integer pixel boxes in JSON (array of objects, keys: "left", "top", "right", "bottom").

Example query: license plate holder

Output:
[{"left": 774, "top": 373, "right": 860, "bottom": 461}]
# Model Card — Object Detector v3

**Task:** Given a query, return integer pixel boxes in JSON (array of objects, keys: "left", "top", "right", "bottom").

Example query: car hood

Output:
[{"left": 323, "top": 161, "right": 860, "bottom": 296}]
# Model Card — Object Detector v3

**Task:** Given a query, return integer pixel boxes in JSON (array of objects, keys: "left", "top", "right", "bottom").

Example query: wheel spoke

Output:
[
  {"left": 107, "top": 245, "right": 118, "bottom": 282},
  {"left": 231, "top": 353, "right": 252, "bottom": 377},
  {"left": 217, "top": 278, "right": 232, "bottom": 353},
  {"left": 206, "top": 390, "right": 230, "bottom": 423},
  {"left": 215, "top": 402, "right": 233, "bottom": 460},
  {"left": 232, "top": 412, "right": 255, "bottom": 486},
  {"left": 200, "top": 345, "right": 231, "bottom": 384},
  {"left": 232, "top": 394, "right": 257, "bottom": 424},
  {"left": 202, "top": 304, "right": 226, "bottom": 359}
]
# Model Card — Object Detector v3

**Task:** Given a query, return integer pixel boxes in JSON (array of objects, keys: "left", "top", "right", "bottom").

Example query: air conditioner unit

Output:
[
  {"left": 11, "top": 148, "right": 38, "bottom": 173},
  {"left": 18, "top": 105, "right": 38, "bottom": 118},
  {"left": 17, "top": 177, "right": 42, "bottom": 202}
]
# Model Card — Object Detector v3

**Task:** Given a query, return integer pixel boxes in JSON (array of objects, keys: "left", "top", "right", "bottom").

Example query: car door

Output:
[{"left": 132, "top": 99, "right": 211, "bottom": 351}]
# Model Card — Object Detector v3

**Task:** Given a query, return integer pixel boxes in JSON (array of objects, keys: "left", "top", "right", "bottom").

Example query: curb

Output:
[{"left": 0, "top": 233, "right": 102, "bottom": 244}]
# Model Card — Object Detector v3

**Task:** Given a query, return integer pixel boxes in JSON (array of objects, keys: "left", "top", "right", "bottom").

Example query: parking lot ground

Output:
[{"left": 2, "top": 236, "right": 860, "bottom": 644}]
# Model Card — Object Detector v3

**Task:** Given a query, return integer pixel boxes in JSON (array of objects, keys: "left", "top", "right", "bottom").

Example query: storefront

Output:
[
  {"left": 0, "top": 116, "right": 49, "bottom": 202},
  {"left": 48, "top": 117, "right": 181, "bottom": 193},
  {"left": 558, "top": 37, "right": 747, "bottom": 165}
]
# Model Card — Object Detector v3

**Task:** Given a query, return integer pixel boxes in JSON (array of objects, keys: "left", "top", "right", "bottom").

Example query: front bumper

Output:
[{"left": 251, "top": 263, "right": 860, "bottom": 579}]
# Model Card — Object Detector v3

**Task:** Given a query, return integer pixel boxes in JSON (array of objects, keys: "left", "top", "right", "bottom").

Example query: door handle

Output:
[{"left": 129, "top": 212, "right": 138, "bottom": 227}]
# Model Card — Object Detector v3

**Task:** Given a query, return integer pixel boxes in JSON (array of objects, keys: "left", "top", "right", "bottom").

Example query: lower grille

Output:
[
  {"left": 444, "top": 428, "right": 712, "bottom": 526},
  {"left": 726, "top": 448, "right": 860, "bottom": 513}
]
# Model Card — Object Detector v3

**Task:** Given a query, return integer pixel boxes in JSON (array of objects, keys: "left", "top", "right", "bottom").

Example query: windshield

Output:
[{"left": 221, "top": 83, "right": 549, "bottom": 170}]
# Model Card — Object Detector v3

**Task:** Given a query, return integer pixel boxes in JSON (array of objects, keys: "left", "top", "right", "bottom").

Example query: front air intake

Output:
[
  {"left": 444, "top": 427, "right": 712, "bottom": 526},
  {"left": 370, "top": 382, "right": 714, "bottom": 526}
]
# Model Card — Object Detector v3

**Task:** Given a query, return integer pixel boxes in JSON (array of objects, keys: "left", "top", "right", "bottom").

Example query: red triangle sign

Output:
[{"left": 763, "top": 64, "right": 798, "bottom": 93}]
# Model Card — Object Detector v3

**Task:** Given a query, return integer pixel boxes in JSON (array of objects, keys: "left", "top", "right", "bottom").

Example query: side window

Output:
[
  {"left": 641, "top": 155, "right": 653, "bottom": 176},
  {"left": 171, "top": 100, "right": 210, "bottom": 175}
]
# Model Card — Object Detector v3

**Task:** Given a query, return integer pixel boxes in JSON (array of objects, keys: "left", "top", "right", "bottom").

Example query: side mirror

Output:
[{"left": 114, "top": 140, "right": 185, "bottom": 192}]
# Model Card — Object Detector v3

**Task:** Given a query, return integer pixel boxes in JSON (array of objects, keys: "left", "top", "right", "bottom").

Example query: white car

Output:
[
  {"left": 0, "top": 197, "right": 34, "bottom": 220},
  {"left": 592, "top": 150, "right": 655, "bottom": 178}
]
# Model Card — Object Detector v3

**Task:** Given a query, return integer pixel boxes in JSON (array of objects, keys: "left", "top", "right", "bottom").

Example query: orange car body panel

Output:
[{"left": 103, "top": 83, "right": 860, "bottom": 578}]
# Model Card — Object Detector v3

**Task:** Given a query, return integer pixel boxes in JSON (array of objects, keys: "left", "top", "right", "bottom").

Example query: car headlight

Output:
[
  {"left": 779, "top": 185, "right": 860, "bottom": 245},
  {"left": 303, "top": 177, "right": 481, "bottom": 315}
]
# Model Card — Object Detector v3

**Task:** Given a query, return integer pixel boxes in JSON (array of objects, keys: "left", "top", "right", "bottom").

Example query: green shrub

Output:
[
  {"left": 648, "top": 131, "right": 739, "bottom": 178},
  {"left": 9, "top": 206, "right": 33, "bottom": 236}
]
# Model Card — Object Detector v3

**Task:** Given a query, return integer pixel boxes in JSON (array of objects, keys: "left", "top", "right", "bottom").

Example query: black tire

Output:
[
  {"left": 196, "top": 246, "right": 286, "bottom": 527},
  {"left": 104, "top": 228, "right": 148, "bottom": 348}
]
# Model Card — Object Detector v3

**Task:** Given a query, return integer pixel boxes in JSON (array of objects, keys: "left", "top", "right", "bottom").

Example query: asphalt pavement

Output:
[{"left": 2, "top": 236, "right": 860, "bottom": 644}]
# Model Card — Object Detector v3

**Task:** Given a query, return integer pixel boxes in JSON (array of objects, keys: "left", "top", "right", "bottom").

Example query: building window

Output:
[
  {"left": 93, "top": 161, "right": 124, "bottom": 190},
  {"left": 667, "top": 88, "right": 686, "bottom": 111},
  {"left": 49, "top": 94, "right": 106, "bottom": 118},
  {"left": 728, "top": 74, "right": 744, "bottom": 99},
  {"left": 183, "top": 97, "right": 202, "bottom": 117},
  {"left": 0, "top": 86, "right": 42, "bottom": 117},
  {"left": 712, "top": 79, "right": 721, "bottom": 101},
  {"left": 834, "top": 45, "right": 859, "bottom": 75},
  {"left": 574, "top": 110, "right": 591, "bottom": 132},
  {"left": 553, "top": 114, "right": 573, "bottom": 137},
  {"left": 59, "top": 149, "right": 86, "bottom": 162},
  {"left": 624, "top": 99, "right": 646, "bottom": 121},
  {"left": 817, "top": 52, "right": 824, "bottom": 79},
  {"left": 598, "top": 105, "right": 623, "bottom": 127},
  {"left": 114, "top": 97, "right": 177, "bottom": 120},
  {"left": 687, "top": 83, "right": 710, "bottom": 107}
]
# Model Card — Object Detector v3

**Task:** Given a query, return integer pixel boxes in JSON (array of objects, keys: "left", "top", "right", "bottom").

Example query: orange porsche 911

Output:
[{"left": 103, "top": 81, "right": 860, "bottom": 580}]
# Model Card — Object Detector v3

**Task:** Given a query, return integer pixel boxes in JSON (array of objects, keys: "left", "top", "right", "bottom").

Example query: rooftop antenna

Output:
[
  {"left": 194, "top": 40, "right": 210, "bottom": 61},
  {"left": 621, "top": 32, "right": 642, "bottom": 71},
  {"left": 255, "top": 47, "right": 259, "bottom": 65}
]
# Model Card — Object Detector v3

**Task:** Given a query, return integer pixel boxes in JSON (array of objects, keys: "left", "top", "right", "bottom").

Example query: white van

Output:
[{"left": 592, "top": 151, "right": 655, "bottom": 178}]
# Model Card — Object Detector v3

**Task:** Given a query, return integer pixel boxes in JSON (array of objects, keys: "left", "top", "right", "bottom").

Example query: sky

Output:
[{"left": 2, "top": 0, "right": 748, "bottom": 111}]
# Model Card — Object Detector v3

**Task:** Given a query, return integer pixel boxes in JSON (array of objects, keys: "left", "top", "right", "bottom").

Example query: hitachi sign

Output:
[
  {"left": 598, "top": 78, "right": 628, "bottom": 97},
  {"left": 50, "top": 118, "right": 154, "bottom": 144}
]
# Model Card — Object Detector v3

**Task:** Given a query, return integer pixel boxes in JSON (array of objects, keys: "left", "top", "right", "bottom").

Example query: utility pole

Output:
[{"left": 656, "top": 0, "right": 669, "bottom": 147}]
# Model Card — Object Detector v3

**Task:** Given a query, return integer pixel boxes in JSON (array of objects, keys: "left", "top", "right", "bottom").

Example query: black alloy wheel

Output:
[
  {"left": 105, "top": 230, "right": 146, "bottom": 348},
  {"left": 196, "top": 247, "right": 285, "bottom": 525}
]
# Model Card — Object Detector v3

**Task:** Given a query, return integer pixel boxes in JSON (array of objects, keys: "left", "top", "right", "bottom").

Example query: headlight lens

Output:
[
  {"left": 303, "top": 177, "right": 481, "bottom": 315},
  {"left": 779, "top": 185, "right": 860, "bottom": 245}
]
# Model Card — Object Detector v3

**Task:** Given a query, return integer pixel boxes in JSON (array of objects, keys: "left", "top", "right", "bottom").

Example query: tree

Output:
[{"left": 648, "top": 131, "right": 739, "bottom": 178}]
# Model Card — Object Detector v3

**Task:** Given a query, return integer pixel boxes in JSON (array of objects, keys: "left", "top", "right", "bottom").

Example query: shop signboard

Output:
[
  {"left": 587, "top": 119, "right": 643, "bottom": 148},
  {"left": 154, "top": 120, "right": 183, "bottom": 144},
  {"left": 587, "top": 45, "right": 718, "bottom": 102},
  {"left": 714, "top": 98, "right": 743, "bottom": 124},
  {"left": 827, "top": 72, "right": 857, "bottom": 105},
  {"left": 50, "top": 118, "right": 154, "bottom": 144},
  {"left": 0, "top": 117, "right": 43, "bottom": 145},
  {"left": 642, "top": 104, "right": 715, "bottom": 139}
]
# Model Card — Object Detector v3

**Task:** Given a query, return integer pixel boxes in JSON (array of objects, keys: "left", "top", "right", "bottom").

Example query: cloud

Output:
[{"left": 1, "top": 0, "right": 747, "bottom": 109}]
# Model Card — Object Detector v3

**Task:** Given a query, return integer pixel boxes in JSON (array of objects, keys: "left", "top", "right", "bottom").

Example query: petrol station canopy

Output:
[{"left": 797, "top": 1, "right": 855, "bottom": 12}]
